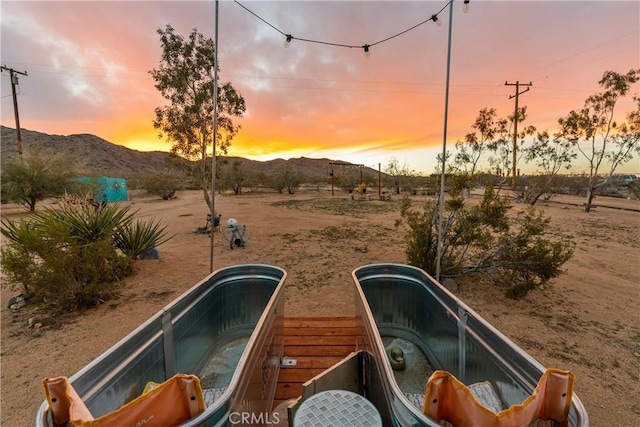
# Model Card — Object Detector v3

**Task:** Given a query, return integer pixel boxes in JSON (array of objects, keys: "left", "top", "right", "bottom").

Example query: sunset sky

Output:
[{"left": 1, "top": 1, "right": 639, "bottom": 175}]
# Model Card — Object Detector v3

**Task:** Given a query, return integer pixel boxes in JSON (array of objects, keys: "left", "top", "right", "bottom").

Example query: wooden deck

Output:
[{"left": 273, "top": 316, "right": 358, "bottom": 408}]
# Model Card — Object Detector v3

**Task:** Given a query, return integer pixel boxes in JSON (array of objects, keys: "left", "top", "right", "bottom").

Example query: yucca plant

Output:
[
  {"left": 43, "top": 198, "right": 135, "bottom": 244},
  {"left": 114, "top": 218, "right": 172, "bottom": 258}
]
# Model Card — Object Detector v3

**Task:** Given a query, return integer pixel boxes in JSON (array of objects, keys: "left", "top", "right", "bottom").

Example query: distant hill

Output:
[
  {"left": 0, "top": 126, "right": 379, "bottom": 182},
  {"left": 1, "top": 126, "right": 180, "bottom": 178}
]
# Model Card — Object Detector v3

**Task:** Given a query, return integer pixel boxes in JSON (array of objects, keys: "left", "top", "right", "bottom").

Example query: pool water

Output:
[
  {"left": 199, "top": 337, "right": 249, "bottom": 389},
  {"left": 382, "top": 337, "right": 434, "bottom": 395}
]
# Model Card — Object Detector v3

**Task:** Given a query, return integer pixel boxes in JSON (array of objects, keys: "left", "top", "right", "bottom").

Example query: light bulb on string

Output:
[{"left": 238, "top": 1, "right": 478, "bottom": 61}]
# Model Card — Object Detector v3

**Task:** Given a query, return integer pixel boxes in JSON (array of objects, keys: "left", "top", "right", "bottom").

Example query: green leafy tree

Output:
[
  {"left": 610, "top": 95, "right": 640, "bottom": 172},
  {"left": 556, "top": 69, "right": 639, "bottom": 211},
  {"left": 251, "top": 171, "right": 271, "bottom": 189},
  {"left": 384, "top": 157, "right": 411, "bottom": 194},
  {"left": 275, "top": 164, "right": 302, "bottom": 195},
  {"left": 454, "top": 107, "right": 498, "bottom": 177},
  {"left": 1, "top": 149, "right": 78, "bottom": 211},
  {"left": 486, "top": 107, "right": 536, "bottom": 185},
  {"left": 150, "top": 24, "right": 246, "bottom": 210},
  {"left": 520, "top": 130, "right": 576, "bottom": 205},
  {"left": 225, "top": 159, "right": 247, "bottom": 195}
]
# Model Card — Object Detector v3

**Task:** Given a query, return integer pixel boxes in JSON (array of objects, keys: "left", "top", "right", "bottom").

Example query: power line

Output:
[{"left": 529, "top": 29, "right": 639, "bottom": 83}]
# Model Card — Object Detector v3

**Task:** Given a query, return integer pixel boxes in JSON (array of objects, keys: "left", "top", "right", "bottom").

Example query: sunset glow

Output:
[{"left": 1, "top": 1, "right": 639, "bottom": 174}]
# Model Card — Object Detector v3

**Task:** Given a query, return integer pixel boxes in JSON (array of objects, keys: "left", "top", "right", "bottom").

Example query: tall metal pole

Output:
[
  {"left": 436, "top": 0, "right": 454, "bottom": 281},
  {"left": 209, "top": 0, "right": 220, "bottom": 273},
  {"left": 512, "top": 82, "right": 519, "bottom": 188}
]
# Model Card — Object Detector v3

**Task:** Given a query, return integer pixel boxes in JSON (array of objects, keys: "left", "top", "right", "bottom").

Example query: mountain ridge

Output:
[{"left": 0, "top": 126, "right": 377, "bottom": 181}]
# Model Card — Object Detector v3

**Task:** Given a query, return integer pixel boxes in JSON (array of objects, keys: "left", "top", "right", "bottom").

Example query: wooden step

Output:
[{"left": 273, "top": 316, "right": 358, "bottom": 408}]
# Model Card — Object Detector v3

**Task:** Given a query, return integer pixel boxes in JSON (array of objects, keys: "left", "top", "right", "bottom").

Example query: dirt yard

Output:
[{"left": 1, "top": 189, "right": 639, "bottom": 426}]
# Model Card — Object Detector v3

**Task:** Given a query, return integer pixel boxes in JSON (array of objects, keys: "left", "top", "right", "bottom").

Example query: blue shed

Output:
[{"left": 77, "top": 176, "right": 128, "bottom": 203}]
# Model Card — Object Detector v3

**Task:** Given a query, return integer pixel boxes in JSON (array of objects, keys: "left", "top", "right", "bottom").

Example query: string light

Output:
[
  {"left": 463, "top": 0, "right": 470, "bottom": 14},
  {"left": 234, "top": 0, "right": 456, "bottom": 53}
]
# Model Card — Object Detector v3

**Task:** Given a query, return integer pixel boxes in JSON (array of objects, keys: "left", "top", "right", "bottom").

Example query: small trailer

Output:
[{"left": 76, "top": 176, "right": 128, "bottom": 203}]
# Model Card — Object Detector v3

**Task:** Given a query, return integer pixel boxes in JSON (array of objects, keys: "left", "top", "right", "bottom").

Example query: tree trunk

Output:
[
  {"left": 201, "top": 153, "right": 213, "bottom": 212},
  {"left": 529, "top": 192, "right": 543, "bottom": 206},
  {"left": 203, "top": 185, "right": 212, "bottom": 212},
  {"left": 584, "top": 189, "right": 594, "bottom": 212}
]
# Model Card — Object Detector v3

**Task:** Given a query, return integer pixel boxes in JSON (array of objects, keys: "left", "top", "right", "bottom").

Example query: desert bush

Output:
[
  {"left": 140, "top": 173, "right": 185, "bottom": 200},
  {"left": 628, "top": 181, "right": 640, "bottom": 199},
  {"left": 399, "top": 185, "right": 574, "bottom": 299},
  {"left": 1, "top": 149, "right": 78, "bottom": 211},
  {"left": 0, "top": 198, "right": 171, "bottom": 314}
]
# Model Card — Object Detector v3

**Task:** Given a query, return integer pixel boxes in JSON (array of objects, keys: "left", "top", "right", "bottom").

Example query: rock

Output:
[
  {"left": 31, "top": 331, "right": 42, "bottom": 338},
  {"left": 140, "top": 247, "right": 161, "bottom": 260},
  {"left": 8, "top": 294, "right": 26, "bottom": 310},
  {"left": 442, "top": 278, "right": 458, "bottom": 293}
]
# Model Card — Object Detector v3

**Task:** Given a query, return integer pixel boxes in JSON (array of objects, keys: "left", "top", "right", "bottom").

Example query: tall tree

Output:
[
  {"left": 521, "top": 130, "right": 576, "bottom": 205},
  {"left": 486, "top": 106, "right": 536, "bottom": 184},
  {"left": 384, "top": 157, "right": 411, "bottom": 194},
  {"left": 274, "top": 164, "right": 302, "bottom": 195},
  {"left": 454, "top": 107, "right": 498, "bottom": 177},
  {"left": 609, "top": 95, "right": 640, "bottom": 174},
  {"left": 556, "top": 69, "right": 639, "bottom": 212},
  {"left": 150, "top": 24, "right": 246, "bottom": 210},
  {"left": 226, "top": 159, "right": 247, "bottom": 195}
]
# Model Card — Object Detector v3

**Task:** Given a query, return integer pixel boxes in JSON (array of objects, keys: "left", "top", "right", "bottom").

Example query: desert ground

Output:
[{"left": 1, "top": 188, "right": 639, "bottom": 426}]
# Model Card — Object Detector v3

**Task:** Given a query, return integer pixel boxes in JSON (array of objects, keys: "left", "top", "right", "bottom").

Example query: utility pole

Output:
[
  {"left": 505, "top": 81, "right": 532, "bottom": 188},
  {"left": 1, "top": 65, "right": 28, "bottom": 159},
  {"left": 329, "top": 161, "right": 362, "bottom": 196},
  {"left": 378, "top": 163, "right": 381, "bottom": 199}
]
